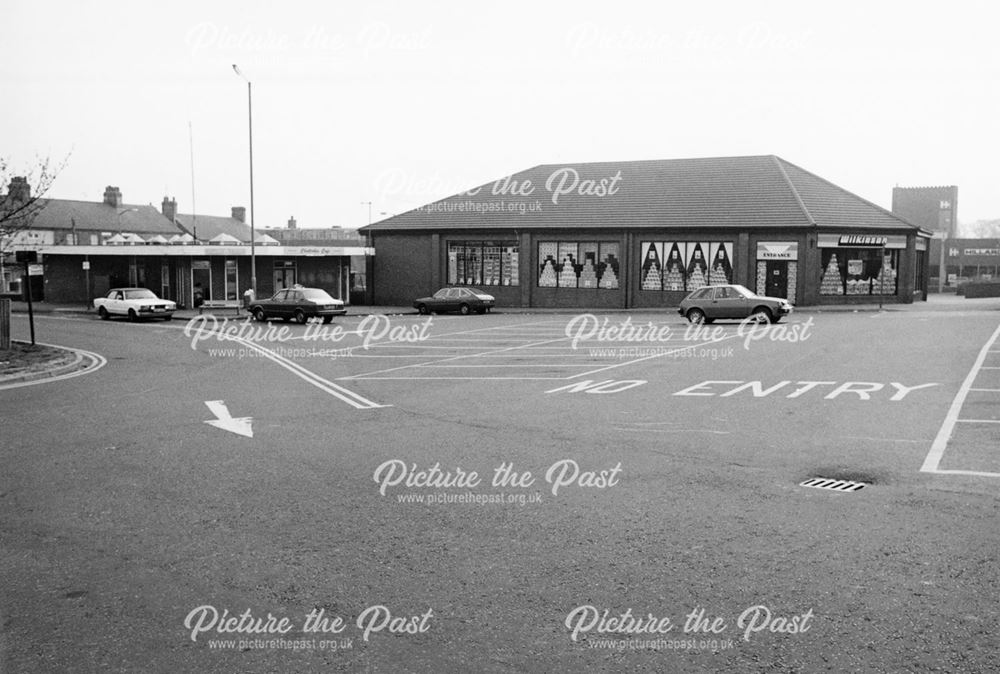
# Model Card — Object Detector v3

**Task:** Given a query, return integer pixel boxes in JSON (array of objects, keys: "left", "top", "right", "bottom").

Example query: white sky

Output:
[{"left": 3, "top": 1, "right": 997, "bottom": 231}]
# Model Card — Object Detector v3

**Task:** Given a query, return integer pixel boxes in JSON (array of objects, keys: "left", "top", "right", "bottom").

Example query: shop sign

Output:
[
  {"left": 839, "top": 235, "right": 887, "bottom": 246},
  {"left": 82, "top": 261, "right": 90, "bottom": 270},
  {"left": 756, "top": 242, "right": 798, "bottom": 260},
  {"left": 28, "top": 264, "right": 44, "bottom": 276},
  {"left": 819, "top": 234, "right": 906, "bottom": 249},
  {"left": 964, "top": 248, "right": 1000, "bottom": 256}
]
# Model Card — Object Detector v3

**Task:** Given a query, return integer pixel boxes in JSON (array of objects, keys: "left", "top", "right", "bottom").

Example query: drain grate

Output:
[{"left": 800, "top": 478, "right": 867, "bottom": 492}]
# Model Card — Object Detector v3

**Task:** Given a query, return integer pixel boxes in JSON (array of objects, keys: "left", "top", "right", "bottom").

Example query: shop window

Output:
[
  {"left": 225, "top": 259, "right": 239, "bottom": 300},
  {"left": 538, "top": 241, "right": 619, "bottom": 289},
  {"left": 598, "top": 243, "right": 620, "bottom": 289},
  {"left": 640, "top": 241, "right": 733, "bottom": 291},
  {"left": 448, "top": 241, "right": 518, "bottom": 286},
  {"left": 820, "top": 249, "right": 898, "bottom": 295}
]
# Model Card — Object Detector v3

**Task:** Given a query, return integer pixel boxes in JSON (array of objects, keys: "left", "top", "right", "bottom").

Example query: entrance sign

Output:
[{"left": 756, "top": 242, "right": 798, "bottom": 260}]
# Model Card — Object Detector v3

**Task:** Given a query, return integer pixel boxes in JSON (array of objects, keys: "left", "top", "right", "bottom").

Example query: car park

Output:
[
  {"left": 678, "top": 284, "right": 792, "bottom": 324},
  {"left": 93, "top": 288, "right": 176, "bottom": 321},
  {"left": 413, "top": 287, "right": 495, "bottom": 315},
  {"left": 250, "top": 287, "right": 347, "bottom": 324}
]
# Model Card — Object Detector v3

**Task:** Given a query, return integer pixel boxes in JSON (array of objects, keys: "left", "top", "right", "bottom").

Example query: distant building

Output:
[
  {"left": 891, "top": 186, "right": 959, "bottom": 239},
  {"left": 928, "top": 237, "right": 1000, "bottom": 285}
]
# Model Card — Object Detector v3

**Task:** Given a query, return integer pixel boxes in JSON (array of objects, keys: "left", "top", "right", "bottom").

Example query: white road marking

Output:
[
  {"left": 0, "top": 343, "right": 107, "bottom": 390},
  {"left": 921, "top": 322, "right": 1000, "bottom": 475},
  {"left": 229, "top": 337, "right": 388, "bottom": 409},
  {"left": 204, "top": 400, "right": 253, "bottom": 438}
]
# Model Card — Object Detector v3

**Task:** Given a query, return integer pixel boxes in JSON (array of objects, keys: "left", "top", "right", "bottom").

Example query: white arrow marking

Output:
[{"left": 204, "top": 400, "right": 253, "bottom": 438}]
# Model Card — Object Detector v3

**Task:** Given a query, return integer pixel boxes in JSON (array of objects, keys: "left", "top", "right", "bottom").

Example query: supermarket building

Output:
[{"left": 361, "top": 155, "right": 932, "bottom": 308}]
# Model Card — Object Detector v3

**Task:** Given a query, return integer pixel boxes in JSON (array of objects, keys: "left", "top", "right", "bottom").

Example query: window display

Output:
[
  {"left": 640, "top": 241, "right": 732, "bottom": 292},
  {"left": 820, "top": 248, "right": 898, "bottom": 295},
  {"left": 640, "top": 242, "right": 663, "bottom": 290},
  {"left": 538, "top": 241, "right": 620, "bottom": 289},
  {"left": 448, "top": 241, "right": 518, "bottom": 286},
  {"left": 598, "top": 243, "right": 620, "bottom": 289}
]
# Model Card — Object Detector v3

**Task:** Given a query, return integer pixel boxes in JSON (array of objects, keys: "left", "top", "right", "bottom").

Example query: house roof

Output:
[
  {"left": 173, "top": 214, "right": 252, "bottom": 243},
  {"left": 361, "top": 155, "right": 923, "bottom": 233},
  {"left": 30, "top": 199, "right": 180, "bottom": 235}
]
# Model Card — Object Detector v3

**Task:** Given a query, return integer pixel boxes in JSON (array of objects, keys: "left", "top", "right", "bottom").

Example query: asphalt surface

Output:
[{"left": 1, "top": 300, "right": 999, "bottom": 673}]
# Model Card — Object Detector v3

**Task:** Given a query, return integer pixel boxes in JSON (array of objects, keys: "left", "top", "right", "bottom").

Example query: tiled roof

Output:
[
  {"left": 30, "top": 199, "right": 180, "bottom": 235},
  {"left": 362, "top": 155, "right": 920, "bottom": 233},
  {"left": 173, "top": 214, "right": 252, "bottom": 243}
]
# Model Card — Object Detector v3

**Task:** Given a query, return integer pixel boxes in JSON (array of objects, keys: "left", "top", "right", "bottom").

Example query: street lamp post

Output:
[
  {"left": 361, "top": 201, "right": 372, "bottom": 226},
  {"left": 232, "top": 64, "right": 257, "bottom": 297}
]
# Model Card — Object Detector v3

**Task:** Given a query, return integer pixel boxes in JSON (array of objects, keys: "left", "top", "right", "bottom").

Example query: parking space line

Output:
[
  {"left": 955, "top": 419, "right": 1000, "bottom": 424},
  {"left": 969, "top": 388, "right": 1000, "bottom": 392},
  {"left": 921, "top": 322, "right": 1000, "bottom": 475},
  {"left": 339, "top": 336, "right": 570, "bottom": 379}
]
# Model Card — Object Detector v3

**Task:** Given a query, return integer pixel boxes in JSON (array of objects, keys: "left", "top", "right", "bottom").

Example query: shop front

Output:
[
  {"left": 816, "top": 234, "right": 906, "bottom": 300},
  {"left": 36, "top": 244, "right": 373, "bottom": 307},
  {"left": 363, "top": 156, "right": 932, "bottom": 308}
]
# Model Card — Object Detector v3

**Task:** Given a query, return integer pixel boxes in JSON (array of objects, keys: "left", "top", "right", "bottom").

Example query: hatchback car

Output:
[
  {"left": 250, "top": 287, "right": 347, "bottom": 324},
  {"left": 413, "top": 287, "right": 495, "bottom": 315},
  {"left": 678, "top": 284, "right": 792, "bottom": 324}
]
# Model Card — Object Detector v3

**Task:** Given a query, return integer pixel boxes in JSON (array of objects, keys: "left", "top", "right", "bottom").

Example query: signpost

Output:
[{"left": 15, "top": 251, "right": 37, "bottom": 345}]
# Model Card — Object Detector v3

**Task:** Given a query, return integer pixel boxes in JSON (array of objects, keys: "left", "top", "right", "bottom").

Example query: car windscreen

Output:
[
  {"left": 300, "top": 289, "right": 336, "bottom": 302},
  {"left": 124, "top": 290, "right": 158, "bottom": 300}
]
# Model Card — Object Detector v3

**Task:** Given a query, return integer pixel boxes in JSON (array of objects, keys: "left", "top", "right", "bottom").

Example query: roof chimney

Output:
[
  {"left": 231, "top": 206, "right": 246, "bottom": 223},
  {"left": 161, "top": 196, "right": 177, "bottom": 222},
  {"left": 103, "top": 186, "right": 123, "bottom": 208},
  {"left": 288, "top": 216, "right": 297, "bottom": 230},
  {"left": 7, "top": 176, "right": 31, "bottom": 204}
]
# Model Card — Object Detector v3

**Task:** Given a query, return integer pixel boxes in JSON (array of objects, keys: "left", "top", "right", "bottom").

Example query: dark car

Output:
[
  {"left": 413, "top": 287, "right": 495, "bottom": 315},
  {"left": 678, "top": 284, "right": 792, "bottom": 324},
  {"left": 250, "top": 287, "right": 347, "bottom": 324}
]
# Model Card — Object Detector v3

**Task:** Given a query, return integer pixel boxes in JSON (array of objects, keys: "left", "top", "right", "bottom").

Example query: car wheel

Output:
[
  {"left": 477, "top": 307, "right": 486, "bottom": 314},
  {"left": 163, "top": 315, "right": 172, "bottom": 321},
  {"left": 128, "top": 309, "right": 138, "bottom": 322},
  {"left": 417, "top": 304, "right": 429, "bottom": 315},
  {"left": 686, "top": 308, "right": 706, "bottom": 324},
  {"left": 322, "top": 316, "right": 333, "bottom": 324},
  {"left": 750, "top": 307, "right": 773, "bottom": 324},
  {"left": 253, "top": 307, "right": 266, "bottom": 322},
  {"left": 459, "top": 303, "right": 471, "bottom": 315},
  {"left": 294, "top": 309, "right": 307, "bottom": 324},
  {"left": 98, "top": 307, "right": 109, "bottom": 320}
]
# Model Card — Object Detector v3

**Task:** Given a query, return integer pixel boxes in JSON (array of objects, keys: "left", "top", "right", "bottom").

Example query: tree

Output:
[
  {"left": 963, "top": 219, "right": 1000, "bottom": 239},
  {"left": 0, "top": 155, "right": 70, "bottom": 255}
]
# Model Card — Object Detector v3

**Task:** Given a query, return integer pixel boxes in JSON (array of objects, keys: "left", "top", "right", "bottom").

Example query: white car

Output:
[{"left": 94, "top": 288, "right": 176, "bottom": 321}]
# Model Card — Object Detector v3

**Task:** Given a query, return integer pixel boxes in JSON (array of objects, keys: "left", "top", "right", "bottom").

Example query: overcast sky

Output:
[{"left": 3, "top": 1, "right": 997, "bottom": 232}]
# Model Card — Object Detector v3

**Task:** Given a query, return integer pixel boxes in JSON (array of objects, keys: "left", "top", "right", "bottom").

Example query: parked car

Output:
[
  {"left": 678, "top": 284, "right": 792, "bottom": 324},
  {"left": 93, "top": 288, "right": 176, "bottom": 321},
  {"left": 250, "top": 287, "right": 347, "bottom": 324},
  {"left": 413, "top": 287, "right": 495, "bottom": 315}
]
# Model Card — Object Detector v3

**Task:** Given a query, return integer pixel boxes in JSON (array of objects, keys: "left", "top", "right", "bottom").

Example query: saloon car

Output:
[
  {"left": 678, "top": 284, "right": 792, "bottom": 324},
  {"left": 249, "top": 287, "right": 347, "bottom": 324},
  {"left": 93, "top": 288, "right": 176, "bottom": 321},
  {"left": 413, "top": 287, "right": 495, "bottom": 315}
]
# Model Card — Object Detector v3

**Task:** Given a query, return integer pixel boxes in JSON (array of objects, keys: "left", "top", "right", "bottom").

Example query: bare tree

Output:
[
  {"left": 963, "top": 219, "right": 1000, "bottom": 239},
  {"left": 0, "top": 155, "right": 70, "bottom": 255}
]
